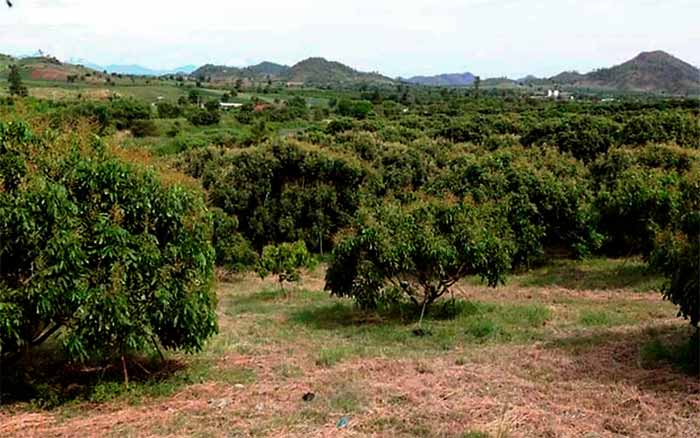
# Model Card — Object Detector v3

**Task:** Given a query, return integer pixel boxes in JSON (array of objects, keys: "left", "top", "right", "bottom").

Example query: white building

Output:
[{"left": 219, "top": 102, "right": 244, "bottom": 110}]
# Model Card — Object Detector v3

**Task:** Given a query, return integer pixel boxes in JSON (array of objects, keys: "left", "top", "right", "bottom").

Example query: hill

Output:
[
  {"left": 286, "top": 57, "right": 394, "bottom": 85},
  {"left": 553, "top": 51, "right": 700, "bottom": 94},
  {"left": 244, "top": 61, "right": 290, "bottom": 77},
  {"left": 405, "top": 72, "right": 476, "bottom": 87},
  {"left": 0, "top": 55, "right": 99, "bottom": 81},
  {"left": 191, "top": 62, "right": 290, "bottom": 81},
  {"left": 192, "top": 57, "right": 394, "bottom": 86}
]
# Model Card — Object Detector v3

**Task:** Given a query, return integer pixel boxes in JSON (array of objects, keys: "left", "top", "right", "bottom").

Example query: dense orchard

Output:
[{"left": 1, "top": 90, "right": 699, "bottom": 356}]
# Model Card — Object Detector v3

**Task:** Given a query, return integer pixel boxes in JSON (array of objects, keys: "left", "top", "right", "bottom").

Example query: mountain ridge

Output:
[
  {"left": 192, "top": 57, "right": 394, "bottom": 85},
  {"left": 551, "top": 51, "right": 700, "bottom": 94},
  {"left": 404, "top": 72, "right": 476, "bottom": 87},
  {"left": 1, "top": 50, "right": 698, "bottom": 95}
]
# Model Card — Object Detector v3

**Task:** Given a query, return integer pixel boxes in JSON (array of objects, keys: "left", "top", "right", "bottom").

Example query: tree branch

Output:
[{"left": 31, "top": 323, "right": 62, "bottom": 347}]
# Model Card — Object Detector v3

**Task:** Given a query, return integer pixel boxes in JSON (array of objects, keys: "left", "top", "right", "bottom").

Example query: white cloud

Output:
[{"left": 1, "top": 0, "right": 698, "bottom": 77}]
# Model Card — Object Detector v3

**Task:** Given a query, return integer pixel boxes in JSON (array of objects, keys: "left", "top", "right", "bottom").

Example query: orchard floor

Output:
[{"left": 2, "top": 258, "right": 699, "bottom": 437}]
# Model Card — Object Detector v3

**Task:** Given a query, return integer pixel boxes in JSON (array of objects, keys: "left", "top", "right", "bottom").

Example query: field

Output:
[{"left": 1, "top": 259, "right": 698, "bottom": 438}]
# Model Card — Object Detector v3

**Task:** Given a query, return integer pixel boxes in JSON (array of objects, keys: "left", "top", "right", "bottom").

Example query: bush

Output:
[
  {"left": 256, "top": 241, "right": 314, "bottom": 291},
  {"left": 325, "top": 200, "right": 514, "bottom": 314},
  {"left": 188, "top": 141, "right": 367, "bottom": 252},
  {"left": 157, "top": 102, "right": 183, "bottom": 119},
  {"left": 187, "top": 108, "right": 221, "bottom": 126},
  {"left": 336, "top": 99, "right": 373, "bottom": 119},
  {"left": 430, "top": 146, "right": 601, "bottom": 266},
  {"left": 650, "top": 169, "right": 700, "bottom": 327},
  {"left": 595, "top": 166, "right": 681, "bottom": 256},
  {"left": 521, "top": 115, "right": 619, "bottom": 162},
  {"left": 211, "top": 208, "right": 257, "bottom": 272},
  {"left": 130, "top": 119, "right": 159, "bottom": 138},
  {"left": 108, "top": 99, "right": 152, "bottom": 130},
  {"left": 326, "top": 117, "right": 354, "bottom": 135},
  {"left": 0, "top": 120, "right": 217, "bottom": 364}
]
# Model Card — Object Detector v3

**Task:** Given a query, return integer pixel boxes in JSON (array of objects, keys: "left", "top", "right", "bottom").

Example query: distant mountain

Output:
[
  {"left": 191, "top": 64, "right": 242, "bottom": 80},
  {"left": 98, "top": 64, "right": 197, "bottom": 76},
  {"left": 481, "top": 77, "right": 518, "bottom": 88},
  {"left": 552, "top": 51, "right": 700, "bottom": 94},
  {"left": 287, "top": 57, "right": 394, "bottom": 85},
  {"left": 550, "top": 71, "right": 585, "bottom": 83},
  {"left": 70, "top": 60, "right": 196, "bottom": 76},
  {"left": 192, "top": 57, "right": 394, "bottom": 85},
  {"left": 244, "top": 61, "right": 290, "bottom": 77},
  {"left": 405, "top": 72, "right": 476, "bottom": 87},
  {"left": 191, "top": 61, "right": 290, "bottom": 81}
]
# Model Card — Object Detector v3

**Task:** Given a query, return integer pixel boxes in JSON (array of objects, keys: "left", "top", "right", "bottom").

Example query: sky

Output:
[{"left": 1, "top": 0, "right": 699, "bottom": 78}]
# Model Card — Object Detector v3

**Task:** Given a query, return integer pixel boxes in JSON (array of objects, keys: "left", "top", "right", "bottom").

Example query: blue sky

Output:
[{"left": 1, "top": 0, "right": 698, "bottom": 78}]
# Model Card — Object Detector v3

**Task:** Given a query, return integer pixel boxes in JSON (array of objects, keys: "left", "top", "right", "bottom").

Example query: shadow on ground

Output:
[
  {"left": 544, "top": 323, "right": 699, "bottom": 389},
  {"left": 515, "top": 258, "right": 664, "bottom": 292},
  {"left": 1, "top": 348, "right": 188, "bottom": 409}
]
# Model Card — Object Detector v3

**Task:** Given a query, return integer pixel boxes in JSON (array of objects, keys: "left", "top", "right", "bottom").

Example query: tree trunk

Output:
[{"left": 121, "top": 355, "right": 129, "bottom": 387}]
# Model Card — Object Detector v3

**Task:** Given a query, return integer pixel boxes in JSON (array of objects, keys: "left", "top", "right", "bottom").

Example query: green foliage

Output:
[
  {"left": 326, "top": 117, "right": 354, "bottom": 134},
  {"left": 180, "top": 141, "right": 366, "bottom": 252},
  {"left": 430, "top": 146, "right": 601, "bottom": 266},
  {"left": 256, "top": 241, "right": 314, "bottom": 288},
  {"left": 107, "top": 99, "right": 152, "bottom": 130},
  {"left": 595, "top": 166, "right": 681, "bottom": 255},
  {"left": 521, "top": 115, "right": 619, "bottom": 161},
  {"left": 156, "top": 102, "right": 183, "bottom": 119},
  {"left": 211, "top": 208, "right": 257, "bottom": 272},
  {"left": 8, "top": 64, "right": 28, "bottom": 97},
  {"left": 187, "top": 107, "right": 220, "bottom": 126},
  {"left": 0, "top": 120, "right": 218, "bottom": 363},
  {"left": 325, "top": 199, "right": 514, "bottom": 313},
  {"left": 591, "top": 145, "right": 698, "bottom": 256},
  {"left": 650, "top": 169, "right": 700, "bottom": 327},
  {"left": 336, "top": 99, "right": 373, "bottom": 119},
  {"left": 620, "top": 112, "right": 700, "bottom": 149},
  {"left": 130, "top": 119, "right": 159, "bottom": 138}
]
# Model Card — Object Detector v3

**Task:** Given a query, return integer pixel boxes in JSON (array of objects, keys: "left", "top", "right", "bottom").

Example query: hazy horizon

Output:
[{"left": 2, "top": 0, "right": 698, "bottom": 79}]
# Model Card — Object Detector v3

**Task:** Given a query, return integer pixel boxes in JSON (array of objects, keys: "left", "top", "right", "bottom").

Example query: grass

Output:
[
  {"left": 639, "top": 329, "right": 700, "bottom": 374},
  {"left": 514, "top": 257, "right": 664, "bottom": 292},
  {"left": 577, "top": 309, "right": 633, "bottom": 327},
  {"left": 2, "top": 259, "right": 697, "bottom": 437}
]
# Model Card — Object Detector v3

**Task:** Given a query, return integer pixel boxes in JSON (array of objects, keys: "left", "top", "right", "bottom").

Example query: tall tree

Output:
[{"left": 8, "top": 64, "right": 28, "bottom": 97}]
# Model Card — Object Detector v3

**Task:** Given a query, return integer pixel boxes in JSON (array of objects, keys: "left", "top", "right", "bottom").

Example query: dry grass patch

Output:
[{"left": 2, "top": 260, "right": 698, "bottom": 437}]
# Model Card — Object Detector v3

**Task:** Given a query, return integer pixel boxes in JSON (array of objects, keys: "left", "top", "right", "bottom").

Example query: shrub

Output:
[
  {"left": 336, "top": 99, "right": 373, "bottom": 119},
  {"left": 595, "top": 166, "right": 681, "bottom": 256},
  {"left": 325, "top": 200, "right": 514, "bottom": 314},
  {"left": 211, "top": 208, "right": 257, "bottom": 272},
  {"left": 187, "top": 108, "right": 221, "bottom": 126},
  {"left": 650, "top": 169, "right": 700, "bottom": 327},
  {"left": 0, "top": 120, "right": 217, "bottom": 364},
  {"left": 130, "top": 119, "right": 159, "bottom": 138},
  {"left": 430, "top": 146, "right": 601, "bottom": 266},
  {"left": 521, "top": 115, "right": 619, "bottom": 162},
  {"left": 157, "top": 102, "right": 183, "bottom": 119},
  {"left": 191, "top": 141, "right": 367, "bottom": 252},
  {"left": 326, "top": 117, "right": 354, "bottom": 135},
  {"left": 256, "top": 241, "right": 314, "bottom": 291},
  {"left": 108, "top": 99, "right": 152, "bottom": 130}
]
